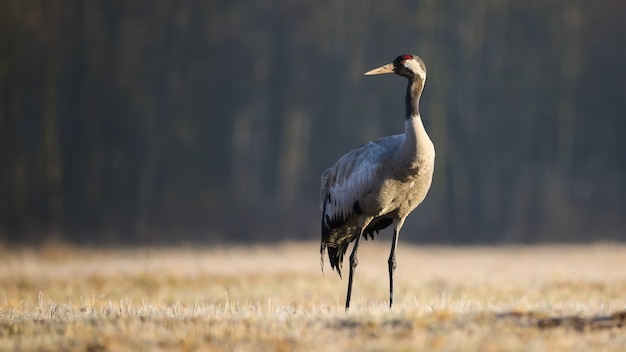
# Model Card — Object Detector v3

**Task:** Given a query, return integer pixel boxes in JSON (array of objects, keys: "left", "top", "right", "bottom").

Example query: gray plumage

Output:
[{"left": 320, "top": 54, "right": 435, "bottom": 310}]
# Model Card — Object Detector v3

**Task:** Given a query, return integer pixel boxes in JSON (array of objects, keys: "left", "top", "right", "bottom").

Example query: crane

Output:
[{"left": 320, "top": 54, "right": 435, "bottom": 310}]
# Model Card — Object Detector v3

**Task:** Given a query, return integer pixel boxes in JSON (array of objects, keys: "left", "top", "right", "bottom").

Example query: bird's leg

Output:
[
  {"left": 388, "top": 226, "right": 400, "bottom": 308},
  {"left": 345, "top": 234, "right": 362, "bottom": 311}
]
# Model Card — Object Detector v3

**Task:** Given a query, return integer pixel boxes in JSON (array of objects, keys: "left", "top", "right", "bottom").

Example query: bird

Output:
[{"left": 320, "top": 54, "right": 435, "bottom": 310}]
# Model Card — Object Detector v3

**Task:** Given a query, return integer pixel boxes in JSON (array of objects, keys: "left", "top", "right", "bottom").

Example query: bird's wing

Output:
[
  {"left": 321, "top": 136, "right": 403, "bottom": 229},
  {"left": 322, "top": 144, "right": 380, "bottom": 227}
]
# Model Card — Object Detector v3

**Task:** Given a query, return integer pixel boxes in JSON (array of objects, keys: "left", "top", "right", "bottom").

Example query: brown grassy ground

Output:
[{"left": 0, "top": 242, "right": 625, "bottom": 351}]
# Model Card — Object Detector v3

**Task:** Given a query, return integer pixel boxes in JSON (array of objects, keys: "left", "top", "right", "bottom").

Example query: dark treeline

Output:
[{"left": 1, "top": 0, "right": 625, "bottom": 245}]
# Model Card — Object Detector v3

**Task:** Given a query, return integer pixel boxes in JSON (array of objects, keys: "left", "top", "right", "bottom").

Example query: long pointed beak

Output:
[{"left": 364, "top": 63, "right": 394, "bottom": 75}]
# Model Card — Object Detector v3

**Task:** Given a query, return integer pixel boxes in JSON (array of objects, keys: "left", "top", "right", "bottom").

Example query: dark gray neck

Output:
[{"left": 404, "top": 77, "right": 424, "bottom": 119}]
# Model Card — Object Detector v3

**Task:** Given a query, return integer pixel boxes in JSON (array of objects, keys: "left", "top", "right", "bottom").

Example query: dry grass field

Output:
[{"left": 1, "top": 242, "right": 625, "bottom": 351}]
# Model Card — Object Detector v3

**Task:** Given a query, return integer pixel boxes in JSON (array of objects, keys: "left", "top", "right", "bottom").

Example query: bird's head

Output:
[{"left": 364, "top": 54, "right": 426, "bottom": 81}]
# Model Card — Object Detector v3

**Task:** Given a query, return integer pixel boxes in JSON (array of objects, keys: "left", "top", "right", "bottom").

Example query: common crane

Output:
[{"left": 320, "top": 54, "right": 435, "bottom": 310}]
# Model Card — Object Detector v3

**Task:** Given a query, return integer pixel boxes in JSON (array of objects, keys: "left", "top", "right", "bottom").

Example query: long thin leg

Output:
[
  {"left": 345, "top": 234, "right": 362, "bottom": 311},
  {"left": 388, "top": 220, "right": 403, "bottom": 308}
]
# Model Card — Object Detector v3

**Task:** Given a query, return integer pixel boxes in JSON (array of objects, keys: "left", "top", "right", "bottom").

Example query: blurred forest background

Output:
[{"left": 1, "top": 0, "right": 625, "bottom": 246}]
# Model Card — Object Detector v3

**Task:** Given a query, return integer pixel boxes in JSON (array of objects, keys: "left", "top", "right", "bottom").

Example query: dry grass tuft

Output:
[{"left": 1, "top": 242, "right": 625, "bottom": 351}]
